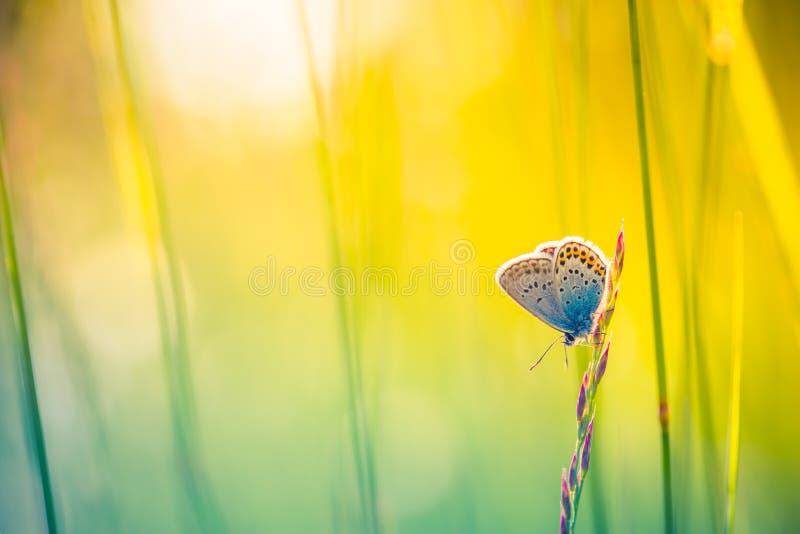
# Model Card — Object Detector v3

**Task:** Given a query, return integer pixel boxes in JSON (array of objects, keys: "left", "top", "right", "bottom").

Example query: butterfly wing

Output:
[
  {"left": 553, "top": 238, "right": 608, "bottom": 335},
  {"left": 496, "top": 251, "right": 574, "bottom": 333},
  {"left": 533, "top": 240, "right": 561, "bottom": 256}
]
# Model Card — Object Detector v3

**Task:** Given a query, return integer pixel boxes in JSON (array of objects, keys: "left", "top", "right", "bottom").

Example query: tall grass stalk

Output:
[
  {"left": 296, "top": 2, "right": 380, "bottom": 532},
  {"left": 35, "top": 269, "right": 118, "bottom": 528},
  {"left": 724, "top": 211, "right": 744, "bottom": 533},
  {"left": 636, "top": 3, "right": 698, "bottom": 523},
  {"left": 0, "top": 115, "right": 58, "bottom": 533},
  {"left": 732, "top": 27, "right": 800, "bottom": 298},
  {"left": 82, "top": 1, "right": 225, "bottom": 529},
  {"left": 625, "top": 1, "right": 674, "bottom": 532},
  {"left": 691, "top": 60, "right": 726, "bottom": 533}
]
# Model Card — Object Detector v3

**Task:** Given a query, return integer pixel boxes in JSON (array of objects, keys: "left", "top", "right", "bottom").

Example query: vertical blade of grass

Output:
[
  {"left": 731, "top": 27, "right": 800, "bottom": 300},
  {"left": 296, "top": 3, "right": 379, "bottom": 532},
  {"left": 636, "top": 3, "right": 698, "bottom": 524},
  {"left": 107, "top": 2, "right": 225, "bottom": 530},
  {"left": 724, "top": 210, "right": 744, "bottom": 534},
  {"left": 82, "top": 1, "right": 225, "bottom": 529},
  {"left": 625, "top": 2, "right": 675, "bottom": 533},
  {"left": 0, "top": 113, "right": 58, "bottom": 533},
  {"left": 691, "top": 60, "right": 724, "bottom": 534},
  {"left": 32, "top": 267, "right": 119, "bottom": 529}
]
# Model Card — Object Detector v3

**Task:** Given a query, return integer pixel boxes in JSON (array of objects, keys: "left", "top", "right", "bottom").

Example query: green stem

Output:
[
  {"left": 105, "top": 2, "right": 225, "bottom": 530},
  {"left": 626, "top": 1, "right": 674, "bottom": 533},
  {"left": 724, "top": 211, "right": 744, "bottom": 534},
  {"left": 297, "top": 3, "right": 379, "bottom": 532},
  {"left": 692, "top": 60, "right": 724, "bottom": 533},
  {"left": 568, "top": 334, "right": 606, "bottom": 533},
  {"left": 0, "top": 116, "right": 58, "bottom": 533}
]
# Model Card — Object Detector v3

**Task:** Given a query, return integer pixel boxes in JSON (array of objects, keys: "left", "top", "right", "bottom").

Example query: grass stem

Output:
[
  {"left": 691, "top": 60, "right": 725, "bottom": 533},
  {"left": 0, "top": 114, "right": 58, "bottom": 533},
  {"left": 83, "top": 1, "right": 226, "bottom": 529},
  {"left": 724, "top": 211, "right": 744, "bottom": 534},
  {"left": 625, "top": 1, "right": 674, "bottom": 532},
  {"left": 296, "top": 2, "right": 380, "bottom": 532}
]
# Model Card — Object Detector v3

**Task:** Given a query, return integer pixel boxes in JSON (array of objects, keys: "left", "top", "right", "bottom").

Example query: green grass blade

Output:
[
  {"left": 296, "top": 2, "right": 380, "bottom": 532},
  {"left": 81, "top": 1, "right": 226, "bottom": 529},
  {"left": 724, "top": 211, "right": 744, "bottom": 534},
  {"left": 0, "top": 113, "right": 58, "bottom": 533},
  {"left": 625, "top": 1, "right": 675, "bottom": 532},
  {"left": 691, "top": 61, "right": 725, "bottom": 533}
]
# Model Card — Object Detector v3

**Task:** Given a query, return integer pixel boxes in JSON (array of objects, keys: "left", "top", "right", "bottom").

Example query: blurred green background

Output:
[{"left": 1, "top": 0, "right": 799, "bottom": 532}]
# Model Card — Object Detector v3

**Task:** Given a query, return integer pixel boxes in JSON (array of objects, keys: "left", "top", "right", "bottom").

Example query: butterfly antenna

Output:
[
  {"left": 564, "top": 343, "right": 568, "bottom": 368},
  {"left": 529, "top": 334, "right": 564, "bottom": 371}
]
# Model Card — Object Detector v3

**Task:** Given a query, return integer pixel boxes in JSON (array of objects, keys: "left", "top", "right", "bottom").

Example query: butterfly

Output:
[{"left": 495, "top": 237, "right": 609, "bottom": 368}]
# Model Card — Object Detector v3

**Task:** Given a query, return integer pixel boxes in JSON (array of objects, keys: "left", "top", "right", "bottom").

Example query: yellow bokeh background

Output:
[{"left": 1, "top": 0, "right": 799, "bottom": 532}]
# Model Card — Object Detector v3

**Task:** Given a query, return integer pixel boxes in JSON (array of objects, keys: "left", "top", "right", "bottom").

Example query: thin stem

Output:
[
  {"left": 691, "top": 60, "right": 723, "bottom": 533},
  {"left": 724, "top": 211, "right": 744, "bottom": 534},
  {"left": 101, "top": 2, "right": 225, "bottom": 529},
  {"left": 568, "top": 331, "right": 608, "bottom": 532},
  {"left": 0, "top": 115, "right": 58, "bottom": 533},
  {"left": 296, "top": 3, "right": 379, "bottom": 532},
  {"left": 626, "top": 1, "right": 674, "bottom": 533}
]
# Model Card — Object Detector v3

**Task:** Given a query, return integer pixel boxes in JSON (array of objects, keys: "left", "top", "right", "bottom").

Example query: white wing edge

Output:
[{"left": 494, "top": 251, "right": 554, "bottom": 291}]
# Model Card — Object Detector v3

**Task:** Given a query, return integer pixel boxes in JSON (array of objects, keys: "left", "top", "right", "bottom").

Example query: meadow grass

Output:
[
  {"left": 82, "top": 1, "right": 225, "bottom": 529},
  {"left": 635, "top": 3, "right": 699, "bottom": 526},
  {"left": 691, "top": 59, "right": 727, "bottom": 533},
  {"left": 297, "top": 2, "right": 380, "bottom": 531},
  {"left": 724, "top": 211, "right": 744, "bottom": 533},
  {"left": 0, "top": 112, "right": 58, "bottom": 534},
  {"left": 626, "top": 1, "right": 674, "bottom": 532},
  {"left": 34, "top": 267, "right": 119, "bottom": 529}
]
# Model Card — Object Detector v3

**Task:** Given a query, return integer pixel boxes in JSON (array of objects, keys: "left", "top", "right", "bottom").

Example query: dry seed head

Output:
[
  {"left": 561, "top": 468, "right": 571, "bottom": 522},
  {"left": 568, "top": 453, "right": 578, "bottom": 490},
  {"left": 594, "top": 337, "right": 611, "bottom": 387},
  {"left": 576, "top": 373, "right": 589, "bottom": 421},
  {"left": 581, "top": 417, "right": 594, "bottom": 474}
]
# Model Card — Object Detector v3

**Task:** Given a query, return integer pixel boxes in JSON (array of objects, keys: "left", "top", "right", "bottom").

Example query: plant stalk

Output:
[
  {"left": 626, "top": 1, "right": 674, "bottom": 532},
  {"left": 85, "top": 1, "right": 226, "bottom": 529},
  {"left": 724, "top": 211, "right": 744, "bottom": 534},
  {"left": 0, "top": 115, "right": 58, "bottom": 533},
  {"left": 296, "top": 2, "right": 380, "bottom": 532}
]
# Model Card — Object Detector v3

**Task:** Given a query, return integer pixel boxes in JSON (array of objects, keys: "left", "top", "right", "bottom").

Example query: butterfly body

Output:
[{"left": 496, "top": 237, "right": 609, "bottom": 344}]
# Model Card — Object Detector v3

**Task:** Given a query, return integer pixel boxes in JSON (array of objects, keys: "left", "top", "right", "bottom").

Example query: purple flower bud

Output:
[
  {"left": 560, "top": 510, "right": 568, "bottom": 534},
  {"left": 561, "top": 468, "right": 571, "bottom": 521},
  {"left": 576, "top": 374, "right": 588, "bottom": 421},
  {"left": 581, "top": 418, "right": 594, "bottom": 474},
  {"left": 614, "top": 222, "right": 625, "bottom": 275},
  {"left": 594, "top": 338, "right": 611, "bottom": 387},
  {"left": 568, "top": 453, "right": 578, "bottom": 490}
]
